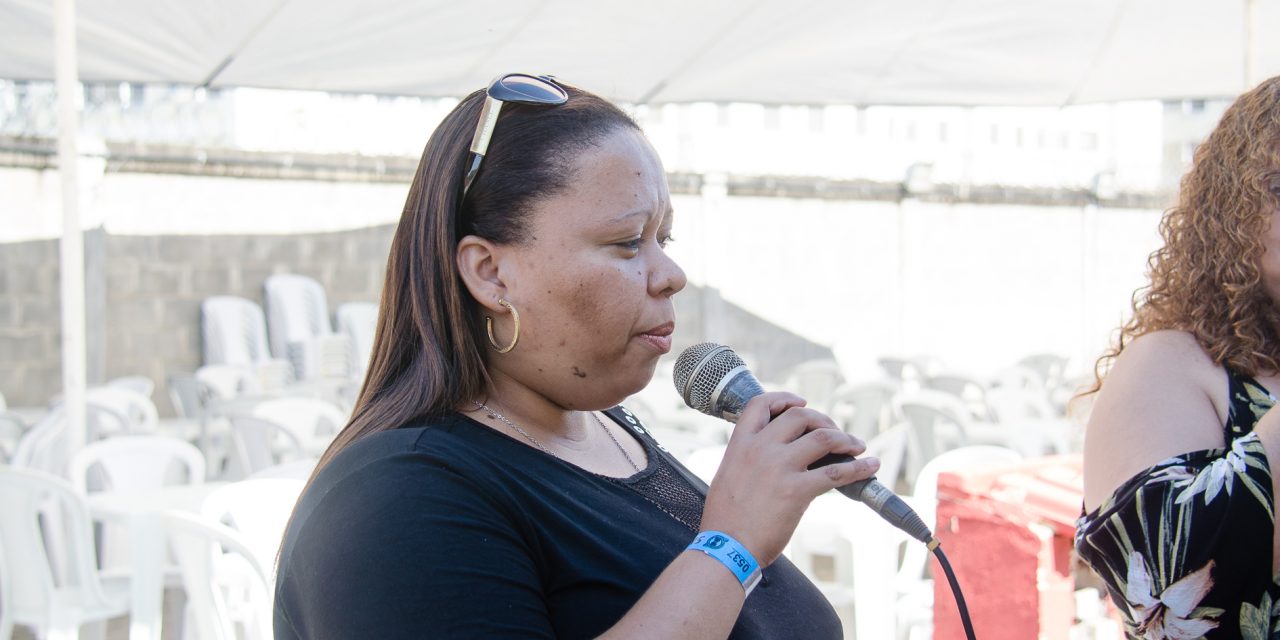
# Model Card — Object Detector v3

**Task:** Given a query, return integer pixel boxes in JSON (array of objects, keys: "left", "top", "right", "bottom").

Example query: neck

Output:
[{"left": 471, "top": 371, "right": 592, "bottom": 444}]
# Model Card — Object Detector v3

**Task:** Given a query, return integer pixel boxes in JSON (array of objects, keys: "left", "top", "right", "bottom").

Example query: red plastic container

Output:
[{"left": 931, "top": 455, "right": 1084, "bottom": 640}]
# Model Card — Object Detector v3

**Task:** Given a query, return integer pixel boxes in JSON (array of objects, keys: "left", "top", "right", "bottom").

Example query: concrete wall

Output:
[
  {"left": 0, "top": 225, "right": 827, "bottom": 415},
  {"left": 0, "top": 227, "right": 391, "bottom": 414}
]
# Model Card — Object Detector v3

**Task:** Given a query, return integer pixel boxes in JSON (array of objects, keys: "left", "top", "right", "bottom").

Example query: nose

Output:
[{"left": 649, "top": 247, "right": 687, "bottom": 298}]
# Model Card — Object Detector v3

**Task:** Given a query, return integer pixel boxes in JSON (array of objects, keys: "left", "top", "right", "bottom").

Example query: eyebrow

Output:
[{"left": 608, "top": 206, "right": 675, "bottom": 225}]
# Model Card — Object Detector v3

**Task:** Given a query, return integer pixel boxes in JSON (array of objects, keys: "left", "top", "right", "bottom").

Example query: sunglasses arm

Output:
[{"left": 462, "top": 96, "right": 504, "bottom": 195}]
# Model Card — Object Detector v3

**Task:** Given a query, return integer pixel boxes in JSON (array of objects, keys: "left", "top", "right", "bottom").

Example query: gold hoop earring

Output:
[{"left": 485, "top": 299, "right": 520, "bottom": 353}]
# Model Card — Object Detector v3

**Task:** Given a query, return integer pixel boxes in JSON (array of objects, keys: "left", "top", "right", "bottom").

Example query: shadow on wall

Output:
[{"left": 0, "top": 229, "right": 827, "bottom": 415}]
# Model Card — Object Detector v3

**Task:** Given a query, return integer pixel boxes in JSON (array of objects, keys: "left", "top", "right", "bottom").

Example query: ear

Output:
[{"left": 456, "top": 234, "right": 509, "bottom": 312}]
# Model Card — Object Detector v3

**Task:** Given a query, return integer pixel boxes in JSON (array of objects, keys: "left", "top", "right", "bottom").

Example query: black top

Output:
[
  {"left": 1075, "top": 367, "right": 1279, "bottom": 638},
  {"left": 274, "top": 406, "right": 842, "bottom": 639}
]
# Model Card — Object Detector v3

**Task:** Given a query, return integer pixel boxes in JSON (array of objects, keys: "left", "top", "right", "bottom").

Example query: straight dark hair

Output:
[{"left": 312, "top": 83, "right": 641, "bottom": 474}]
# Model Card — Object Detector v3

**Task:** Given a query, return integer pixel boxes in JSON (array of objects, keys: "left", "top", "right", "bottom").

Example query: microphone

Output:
[{"left": 674, "top": 342, "right": 933, "bottom": 544}]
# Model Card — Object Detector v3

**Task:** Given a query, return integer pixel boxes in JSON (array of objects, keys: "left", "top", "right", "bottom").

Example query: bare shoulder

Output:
[{"left": 1082, "top": 330, "right": 1228, "bottom": 511}]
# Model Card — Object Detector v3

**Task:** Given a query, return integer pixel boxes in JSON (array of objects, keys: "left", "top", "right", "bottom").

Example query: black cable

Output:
[{"left": 930, "top": 541, "right": 977, "bottom": 640}]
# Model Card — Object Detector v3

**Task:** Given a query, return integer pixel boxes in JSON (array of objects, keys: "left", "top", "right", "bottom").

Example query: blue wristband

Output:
[{"left": 686, "top": 531, "right": 762, "bottom": 595}]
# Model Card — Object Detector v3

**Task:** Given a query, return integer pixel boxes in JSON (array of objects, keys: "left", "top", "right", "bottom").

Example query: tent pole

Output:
[
  {"left": 55, "top": 0, "right": 87, "bottom": 460},
  {"left": 1245, "top": 0, "right": 1257, "bottom": 87}
]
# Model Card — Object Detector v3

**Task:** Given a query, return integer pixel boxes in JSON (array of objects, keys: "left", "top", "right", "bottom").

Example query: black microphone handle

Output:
[
  {"left": 704, "top": 363, "right": 934, "bottom": 543},
  {"left": 808, "top": 453, "right": 933, "bottom": 543}
]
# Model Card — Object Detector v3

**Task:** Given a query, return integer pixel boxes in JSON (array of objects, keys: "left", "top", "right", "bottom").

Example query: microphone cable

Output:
[
  {"left": 928, "top": 538, "right": 977, "bottom": 640},
  {"left": 673, "top": 343, "right": 978, "bottom": 637}
]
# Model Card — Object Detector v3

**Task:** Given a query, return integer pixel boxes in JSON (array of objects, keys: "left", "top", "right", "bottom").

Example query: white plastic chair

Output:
[
  {"left": 11, "top": 407, "right": 72, "bottom": 476},
  {"left": 0, "top": 540, "right": 12, "bottom": 640},
  {"left": 1017, "top": 353, "right": 1069, "bottom": 393},
  {"left": 47, "top": 385, "right": 160, "bottom": 441},
  {"left": 264, "top": 274, "right": 335, "bottom": 377},
  {"left": 0, "top": 467, "right": 131, "bottom": 639},
  {"left": 202, "top": 296, "right": 275, "bottom": 367},
  {"left": 87, "top": 386, "right": 159, "bottom": 437},
  {"left": 829, "top": 379, "right": 900, "bottom": 440},
  {"left": 69, "top": 435, "right": 206, "bottom": 494},
  {"left": 783, "top": 359, "right": 846, "bottom": 414},
  {"left": 335, "top": 301, "right": 378, "bottom": 380},
  {"left": 224, "top": 397, "right": 346, "bottom": 479},
  {"left": 895, "top": 390, "right": 1007, "bottom": 488},
  {"left": 106, "top": 375, "right": 155, "bottom": 400},
  {"left": 894, "top": 445, "right": 1023, "bottom": 638},
  {"left": 67, "top": 435, "right": 207, "bottom": 580},
  {"left": 923, "top": 371, "right": 994, "bottom": 421},
  {"left": 790, "top": 492, "right": 913, "bottom": 639},
  {"left": 164, "top": 511, "right": 272, "bottom": 640},
  {"left": 863, "top": 423, "right": 910, "bottom": 493},
  {"left": 201, "top": 478, "right": 306, "bottom": 586}
]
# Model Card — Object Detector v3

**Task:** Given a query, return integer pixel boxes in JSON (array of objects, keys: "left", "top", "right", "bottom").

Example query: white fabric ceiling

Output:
[{"left": 1, "top": 0, "right": 1278, "bottom": 106}]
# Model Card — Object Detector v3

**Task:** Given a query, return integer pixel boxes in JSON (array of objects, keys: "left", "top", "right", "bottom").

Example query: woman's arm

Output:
[
  {"left": 1082, "top": 330, "right": 1228, "bottom": 512},
  {"left": 600, "top": 392, "right": 879, "bottom": 640}
]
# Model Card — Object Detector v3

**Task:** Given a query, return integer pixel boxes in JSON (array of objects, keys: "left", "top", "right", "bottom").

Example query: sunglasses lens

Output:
[{"left": 489, "top": 74, "right": 568, "bottom": 105}]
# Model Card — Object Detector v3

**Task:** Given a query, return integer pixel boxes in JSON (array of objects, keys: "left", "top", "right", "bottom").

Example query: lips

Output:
[{"left": 637, "top": 321, "right": 675, "bottom": 354}]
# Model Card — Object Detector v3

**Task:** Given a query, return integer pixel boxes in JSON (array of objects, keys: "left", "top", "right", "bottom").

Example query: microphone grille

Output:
[{"left": 673, "top": 342, "right": 747, "bottom": 413}]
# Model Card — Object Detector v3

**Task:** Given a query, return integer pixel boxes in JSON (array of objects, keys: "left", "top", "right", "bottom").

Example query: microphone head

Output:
[{"left": 674, "top": 342, "right": 749, "bottom": 415}]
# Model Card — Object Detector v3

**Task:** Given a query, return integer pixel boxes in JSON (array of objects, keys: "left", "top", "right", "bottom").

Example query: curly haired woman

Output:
[{"left": 1075, "top": 76, "right": 1280, "bottom": 638}]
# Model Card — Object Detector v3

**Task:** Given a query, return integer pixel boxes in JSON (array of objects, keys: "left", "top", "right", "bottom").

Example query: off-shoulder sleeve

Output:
[{"left": 1074, "top": 432, "right": 1275, "bottom": 638}]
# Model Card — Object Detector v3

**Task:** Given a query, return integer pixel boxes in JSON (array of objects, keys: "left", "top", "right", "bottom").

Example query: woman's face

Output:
[{"left": 489, "top": 127, "right": 687, "bottom": 410}]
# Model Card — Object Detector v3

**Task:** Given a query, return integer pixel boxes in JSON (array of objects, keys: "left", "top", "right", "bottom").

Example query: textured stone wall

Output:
[
  {"left": 0, "top": 236, "right": 63, "bottom": 405},
  {"left": 0, "top": 226, "right": 393, "bottom": 415},
  {"left": 0, "top": 227, "right": 826, "bottom": 416}
]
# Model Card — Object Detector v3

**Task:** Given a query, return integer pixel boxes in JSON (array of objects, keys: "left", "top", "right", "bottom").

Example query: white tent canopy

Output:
[
  {"left": 3, "top": 0, "right": 1278, "bottom": 106},
  {"left": 4, "top": 0, "right": 1278, "bottom": 471}
]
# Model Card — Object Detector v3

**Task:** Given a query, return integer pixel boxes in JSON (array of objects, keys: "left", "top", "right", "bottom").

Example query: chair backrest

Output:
[
  {"left": 783, "top": 359, "right": 845, "bottom": 413},
  {"left": 895, "top": 389, "right": 976, "bottom": 485},
  {"left": 164, "top": 511, "right": 272, "bottom": 640},
  {"left": 202, "top": 296, "right": 272, "bottom": 367},
  {"left": 263, "top": 274, "right": 333, "bottom": 362},
  {"left": 335, "top": 301, "right": 378, "bottom": 379},
  {"left": 68, "top": 435, "right": 206, "bottom": 494},
  {"left": 245, "top": 397, "right": 346, "bottom": 447},
  {"left": 201, "top": 478, "right": 306, "bottom": 581},
  {"left": 896, "top": 445, "right": 1023, "bottom": 590},
  {"left": 1017, "top": 353, "right": 1069, "bottom": 390},
  {"left": 862, "top": 423, "right": 910, "bottom": 493},
  {"left": 106, "top": 375, "right": 155, "bottom": 399},
  {"left": 195, "top": 364, "right": 255, "bottom": 401},
  {"left": 225, "top": 416, "right": 307, "bottom": 479},
  {"left": 168, "top": 373, "right": 215, "bottom": 420},
  {"left": 790, "top": 493, "right": 911, "bottom": 640},
  {"left": 223, "top": 397, "right": 345, "bottom": 477},
  {"left": 829, "top": 379, "right": 900, "bottom": 440},
  {"left": 11, "top": 407, "right": 71, "bottom": 476},
  {"left": 923, "top": 372, "right": 993, "bottom": 421},
  {"left": 0, "top": 467, "right": 118, "bottom": 623},
  {"left": 85, "top": 386, "right": 159, "bottom": 437}
]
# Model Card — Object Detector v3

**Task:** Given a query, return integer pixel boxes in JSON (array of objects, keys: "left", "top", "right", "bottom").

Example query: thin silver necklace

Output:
[
  {"left": 472, "top": 401, "right": 641, "bottom": 473},
  {"left": 472, "top": 401, "right": 700, "bottom": 531}
]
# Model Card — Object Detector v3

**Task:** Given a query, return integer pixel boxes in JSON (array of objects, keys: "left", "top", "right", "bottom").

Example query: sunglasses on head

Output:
[{"left": 461, "top": 73, "right": 569, "bottom": 197}]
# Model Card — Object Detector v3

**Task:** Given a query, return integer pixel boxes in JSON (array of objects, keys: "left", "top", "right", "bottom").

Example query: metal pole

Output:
[
  {"left": 55, "top": 0, "right": 87, "bottom": 460},
  {"left": 1245, "top": 0, "right": 1257, "bottom": 87}
]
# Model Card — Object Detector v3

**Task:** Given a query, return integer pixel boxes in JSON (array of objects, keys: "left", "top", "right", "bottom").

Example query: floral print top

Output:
[{"left": 1075, "top": 367, "right": 1279, "bottom": 639}]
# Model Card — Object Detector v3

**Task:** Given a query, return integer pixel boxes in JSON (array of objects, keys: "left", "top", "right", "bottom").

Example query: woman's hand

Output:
[{"left": 699, "top": 391, "right": 879, "bottom": 566}]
